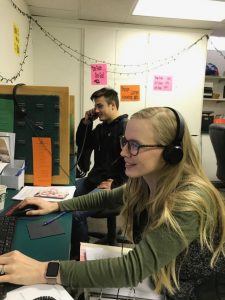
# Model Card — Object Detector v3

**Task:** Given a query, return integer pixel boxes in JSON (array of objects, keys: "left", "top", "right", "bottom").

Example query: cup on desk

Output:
[{"left": 0, "top": 185, "right": 7, "bottom": 211}]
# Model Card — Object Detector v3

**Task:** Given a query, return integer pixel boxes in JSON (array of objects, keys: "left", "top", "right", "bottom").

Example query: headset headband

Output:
[
  {"left": 162, "top": 107, "right": 184, "bottom": 164},
  {"left": 165, "top": 107, "right": 184, "bottom": 145}
]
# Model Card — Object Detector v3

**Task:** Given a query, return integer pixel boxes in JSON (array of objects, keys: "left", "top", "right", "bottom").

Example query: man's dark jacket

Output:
[{"left": 76, "top": 114, "right": 128, "bottom": 191}]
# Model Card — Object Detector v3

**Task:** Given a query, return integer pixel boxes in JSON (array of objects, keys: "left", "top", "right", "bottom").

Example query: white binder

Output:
[{"left": 80, "top": 243, "right": 162, "bottom": 300}]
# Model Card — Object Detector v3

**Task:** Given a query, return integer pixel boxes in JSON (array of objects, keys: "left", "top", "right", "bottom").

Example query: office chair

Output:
[
  {"left": 209, "top": 123, "right": 225, "bottom": 189},
  {"left": 88, "top": 207, "right": 130, "bottom": 246}
]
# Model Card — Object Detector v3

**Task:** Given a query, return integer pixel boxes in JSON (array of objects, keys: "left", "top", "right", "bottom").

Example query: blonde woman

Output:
[{"left": 0, "top": 107, "right": 225, "bottom": 300}]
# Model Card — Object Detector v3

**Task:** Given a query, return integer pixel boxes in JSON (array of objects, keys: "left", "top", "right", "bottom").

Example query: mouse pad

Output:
[{"left": 27, "top": 220, "right": 65, "bottom": 239}]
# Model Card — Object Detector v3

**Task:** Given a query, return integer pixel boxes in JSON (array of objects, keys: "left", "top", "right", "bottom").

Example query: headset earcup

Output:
[{"left": 163, "top": 145, "right": 183, "bottom": 165}]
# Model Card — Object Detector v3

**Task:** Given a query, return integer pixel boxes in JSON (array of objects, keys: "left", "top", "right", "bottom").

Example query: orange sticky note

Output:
[
  {"left": 120, "top": 85, "right": 140, "bottom": 101},
  {"left": 32, "top": 137, "right": 52, "bottom": 186}
]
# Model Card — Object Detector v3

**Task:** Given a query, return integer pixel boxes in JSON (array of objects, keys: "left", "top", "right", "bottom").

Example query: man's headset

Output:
[{"left": 162, "top": 107, "right": 184, "bottom": 165}]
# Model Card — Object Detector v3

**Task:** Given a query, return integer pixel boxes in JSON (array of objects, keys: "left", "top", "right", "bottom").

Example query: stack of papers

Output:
[{"left": 12, "top": 186, "right": 76, "bottom": 202}]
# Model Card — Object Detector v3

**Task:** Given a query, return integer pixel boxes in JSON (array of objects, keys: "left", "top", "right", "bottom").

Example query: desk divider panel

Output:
[
  {"left": 69, "top": 95, "right": 75, "bottom": 155},
  {"left": 0, "top": 85, "right": 70, "bottom": 185}
]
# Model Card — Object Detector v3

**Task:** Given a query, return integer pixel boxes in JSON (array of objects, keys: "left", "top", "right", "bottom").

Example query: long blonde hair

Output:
[{"left": 120, "top": 107, "right": 225, "bottom": 294}]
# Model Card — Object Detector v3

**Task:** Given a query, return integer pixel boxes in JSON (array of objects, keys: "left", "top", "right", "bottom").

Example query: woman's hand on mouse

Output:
[{"left": 17, "top": 198, "right": 59, "bottom": 216}]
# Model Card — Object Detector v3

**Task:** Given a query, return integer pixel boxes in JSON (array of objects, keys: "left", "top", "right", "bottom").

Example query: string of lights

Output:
[
  {"left": 208, "top": 39, "right": 225, "bottom": 60},
  {"left": 1, "top": 0, "right": 222, "bottom": 82},
  {"left": 0, "top": 15, "right": 32, "bottom": 83},
  {"left": 32, "top": 18, "right": 148, "bottom": 68},
  {"left": 108, "top": 34, "right": 209, "bottom": 75},
  {"left": 27, "top": 16, "right": 210, "bottom": 75}
]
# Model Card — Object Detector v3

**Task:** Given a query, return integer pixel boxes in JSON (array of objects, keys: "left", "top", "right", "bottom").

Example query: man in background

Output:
[{"left": 71, "top": 87, "right": 128, "bottom": 259}]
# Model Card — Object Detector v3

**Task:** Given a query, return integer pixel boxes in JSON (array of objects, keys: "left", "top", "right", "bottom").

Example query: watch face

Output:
[{"left": 46, "top": 262, "right": 60, "bottom": 277}]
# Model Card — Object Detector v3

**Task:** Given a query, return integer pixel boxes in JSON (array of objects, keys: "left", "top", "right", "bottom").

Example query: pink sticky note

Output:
[
  {"left": 153, "top": 75, "right": 172, "bottom": 91},
  {"left": 91, "top": 64, "right": 107, "bottom": 85}
]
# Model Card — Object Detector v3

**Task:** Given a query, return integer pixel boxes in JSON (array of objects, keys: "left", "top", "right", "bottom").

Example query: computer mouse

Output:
[{"left": 11, "top": 204, "right": 39, "bottom": 217}]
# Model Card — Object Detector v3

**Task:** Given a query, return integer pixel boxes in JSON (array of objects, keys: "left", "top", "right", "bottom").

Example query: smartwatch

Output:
[{"left": 45, "top": 261, "right": 60, "bottom": 284}]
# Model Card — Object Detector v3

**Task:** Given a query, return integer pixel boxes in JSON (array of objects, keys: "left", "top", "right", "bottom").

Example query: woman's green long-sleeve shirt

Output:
[{"left": 58, "top": 187, "right": 199, "bottom": 289}]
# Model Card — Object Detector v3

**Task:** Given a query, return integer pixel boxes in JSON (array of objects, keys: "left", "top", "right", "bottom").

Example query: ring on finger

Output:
[{"left": 0, "top": 264, "right": 5, "bottom": 275}]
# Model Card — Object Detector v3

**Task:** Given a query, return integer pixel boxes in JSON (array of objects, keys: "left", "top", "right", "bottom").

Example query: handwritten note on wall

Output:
[
  {"left": 13, "top": 23, "right": 20, "bottom": 56},
  {"left": 32, "top": 137, "right": 52, "bottom": 186},
  {"left": 91, "top": 64, "right": 107, "bottom": 85},
  {"left": 120, "top": 85, "right": 140, "bottom": 101},
  {"left": 153, "top": 75, "right": 173, "bottom": 91}
]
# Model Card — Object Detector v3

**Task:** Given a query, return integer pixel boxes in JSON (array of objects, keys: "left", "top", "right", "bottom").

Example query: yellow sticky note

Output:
[{"left": 13, "top": 23, "right": 20, "bottom": 56}]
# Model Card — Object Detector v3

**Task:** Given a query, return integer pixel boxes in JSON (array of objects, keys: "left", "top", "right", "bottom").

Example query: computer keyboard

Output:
[
  {"left": 0, "top": 216, "right": 17, "bottom": 299},
  {"left": 0, "top": 215, "right": 17, "bottom": 255}
]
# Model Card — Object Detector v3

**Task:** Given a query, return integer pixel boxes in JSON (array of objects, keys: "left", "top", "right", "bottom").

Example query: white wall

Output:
[
  {"left": 32, "top": 18, "right": 209, "bottom": 137},
  {"left": 0, "top": 0, "right": 33, "bottom": 84},
  {"left": 147, "top": 31, "right": 207, "bottom": 137},
  {"left": 83, "top": 26, "right": 208, "bottom": 153}
]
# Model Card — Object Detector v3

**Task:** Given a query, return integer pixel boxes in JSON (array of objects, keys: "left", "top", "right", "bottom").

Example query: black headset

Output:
[
  {"left": 13, "top": 83, "right": 44, "bottom": 130},
  {"left": 162, "top": 107, "right": 184, "bottom": 165},
  {"left": 13, "top": 83, "right": 27, "bottom": 117}
]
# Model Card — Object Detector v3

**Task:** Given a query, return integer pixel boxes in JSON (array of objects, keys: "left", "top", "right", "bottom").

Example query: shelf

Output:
[
  {"left": 203, "top": 98, "right": 225, "bottom": 102},
  {"left": 205, "top": 75, "right": 225, "bottom": 82}
]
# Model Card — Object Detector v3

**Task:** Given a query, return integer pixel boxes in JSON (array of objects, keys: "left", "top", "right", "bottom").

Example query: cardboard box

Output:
[{"left": 0, "top": 160, "right": 25, "bottom": 190}]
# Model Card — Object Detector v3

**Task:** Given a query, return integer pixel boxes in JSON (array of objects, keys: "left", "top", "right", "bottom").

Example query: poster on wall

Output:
[
  {"left": 13, "top": 23, "right": 20, "bottom": 56},
  {"left": 91, "top": 64, "right": 107, "bottom": 85},
  {"left": 153, "top": 75, "right": 173, "bottom": 91},
  {"left": 120, "top": 85, "right": 140, "bottom": 101}
]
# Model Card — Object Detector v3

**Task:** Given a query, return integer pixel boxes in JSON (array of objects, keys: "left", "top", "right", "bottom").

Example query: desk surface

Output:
[{"left": 5, "top": 189, "right": 72, "bottom": 261}]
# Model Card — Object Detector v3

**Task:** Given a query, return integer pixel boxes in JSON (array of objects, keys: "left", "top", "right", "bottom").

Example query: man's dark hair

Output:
[{"left": 90, "top": 88, "right": 119, "bottom": 109}]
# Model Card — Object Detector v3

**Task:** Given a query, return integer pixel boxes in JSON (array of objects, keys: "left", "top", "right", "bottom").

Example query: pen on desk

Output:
[
  {"left": 15, "top": 165, "right": 26, "bottom": 176},
  {"left": 42, "top": 211, "right": 67, "bottom": 226}
]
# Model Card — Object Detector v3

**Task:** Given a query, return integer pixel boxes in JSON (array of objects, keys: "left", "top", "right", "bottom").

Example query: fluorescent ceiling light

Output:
[{"left": 132, "top": 0, "right": 225, "bottom": 22}]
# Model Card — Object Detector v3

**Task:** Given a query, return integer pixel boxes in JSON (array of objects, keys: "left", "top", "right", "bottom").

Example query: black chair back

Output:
[{"left": 209, "top": 123, "right": 225, "bottom": 184}]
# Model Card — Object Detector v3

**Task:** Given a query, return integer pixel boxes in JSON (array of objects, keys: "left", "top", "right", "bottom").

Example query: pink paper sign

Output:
[
  {"left": 153, "top": 75, "right": 173, "bottom": 91},
  {"left": 91, "top": 64, "right": 107, "bottom": 85}
]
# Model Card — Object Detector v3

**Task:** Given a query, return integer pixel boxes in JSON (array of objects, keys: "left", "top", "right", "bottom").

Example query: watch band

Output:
[{"left": 46, "top": 277, "right": 58, "bottom": 285}]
